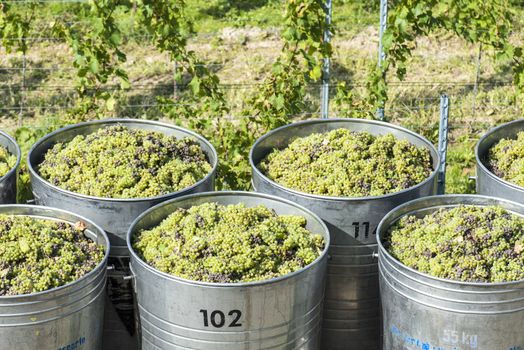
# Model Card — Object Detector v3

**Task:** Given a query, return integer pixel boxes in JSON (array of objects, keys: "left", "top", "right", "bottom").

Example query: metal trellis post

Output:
[
  {"left": 437, "top": 94, "right": 450, "bottom": 195},
  {"left": 321, "top": 0, "right": 332, "bottom": 119},
  {"left": 376, "top": 0, "right": 388, "bottom": 121},
  {"left": 19, "top": 53, "right": 26, "bottom": 127},
  {"left": 472, "top": 43, "right": 482, "bottom": 118},
  {"left": 173, "top": 60, "right": 178, "bottom": 100}
]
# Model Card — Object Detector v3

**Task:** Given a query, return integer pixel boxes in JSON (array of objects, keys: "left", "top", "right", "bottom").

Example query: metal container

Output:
[
  {"left": 0, "top": 205, "right": 109, "bottom": 350},
  {"left": 28, "top": 118, "right": 218, "bottom": 257},
  {"left": 0, "top": 131, "right": 21, "bottom": 204},
  {"left": 27, "top": 119, "right": 218, "bottom": 350},
  {"left": 476, "top": 118, "right": 524, "bottom": 203},
  {"left": 250, "top": 119, "right": 439, "bottom": 350},
  {"left": 127, "top": 191, "right": 330, "bottom": 349},
  {"left": 377, "top": 195, "right": 524, "bottom": 350}
]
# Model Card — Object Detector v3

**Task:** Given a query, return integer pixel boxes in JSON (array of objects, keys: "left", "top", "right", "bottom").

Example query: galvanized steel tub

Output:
[
  {"left": 0, "top": 131, "right": 21, "bottom": 204},
  {"left": 476, "top": 118, "right": 524, "bottom": 203},
  {"left": 28, "top": 118, "right": 218, "bottom": 257},
  {"left": 27, "top": 118, "right": 217, "bottom": 350},
  {"left": 377, "top": 195, "right": 524, "bottom": 350},
  {"left": 127, "top": 191, "right": 330, "bottom": 349},
  {"left": 0, "top": 205, "right": 109, "bottom": 350},
  {"left": 250, "top": 119, "right": 439, "bottom": 350}
]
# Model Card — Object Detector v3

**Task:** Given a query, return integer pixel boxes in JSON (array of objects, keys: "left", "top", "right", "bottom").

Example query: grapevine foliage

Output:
[
  {"left": 133, "top": 0, "right": 231, "bottom": 188},
  {"left": 6, "top": 0, "right": 524, "bottom": 196},
  {"left": 0, "top": 2, "right": 39, "bottom": 54},
  {"left": 159, "top": 0, "right": 331, "bottom": 189},
  {"left": 1, "top": 0, "right": 331, "bottom": 192},
  {"left": 369, "top": 0, "right": 524, "bottom": 113},
  {"left": 55, "top": 2, "right": 128, "bottom": 94},
  {"left": 227, "top": 0, "right": 331, "bottom": 188},
  {"left": 243, "top": 0, "right": 331, "bottom": 127}
]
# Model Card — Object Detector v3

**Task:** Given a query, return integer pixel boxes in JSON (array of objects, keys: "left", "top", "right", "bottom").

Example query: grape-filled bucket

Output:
[
  {"left": 127, "top": 191, "right": 330, "bottom": 349},
  {"left": 0, "top": 131, "right": 20, "bottom": 204},
  {"left": 250, "top": 118, "right": 439, "bottom": 350},
  {"left": 0, "top": 205, "right": 109, "bottom": 350},
  {"left": 28, "top": 118, "right": 218, "bottom": 257},
  {"left": 476, "top": 118, "right": 524, "bottom": 203},
  {"left": 28, "top": 118, "right": 217, "bottom": 350},
  {"left": 377, "top": 195, "right": 524, "bottom": 349}
]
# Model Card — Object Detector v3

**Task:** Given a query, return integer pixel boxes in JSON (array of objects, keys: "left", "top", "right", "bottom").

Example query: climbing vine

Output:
[
  {"left": 4, "top": 0, "right": 524, "bottom": 200},
  {"left": 158, "top": 0, "right": 331, "bottom": 189},
  {"left": 367, "top": 0, "right": 524, "bottom": 114},
  {"left": 226, "top": 0, "right": 331, "bottom": 188},
  {"left": 0, "top": 2, "right": 38, "bottom": 55},
  {"left": 243, "top": 0, "right": 331, "bottom": 127},
  {"left": 131, "top": 0, "right": 232, "bottom": 187},
  {"left": 2, "top": 0, "right": 330, "bottom": 192}
]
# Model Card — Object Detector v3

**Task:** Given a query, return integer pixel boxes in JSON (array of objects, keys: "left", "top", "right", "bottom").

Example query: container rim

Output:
[
  {"left": 475, "top": 118, "right": 524, "bottom": 193},
  {"left": 249, "top": 118, "right": 440, "bottom": 202},
  {"left": 0, "top": 204, "right": 110, "bottom": 299},
  {"left": 376, "top": 194, "right": 524, "bottom": 287},
  {"left": 127, "top": 190, "right": 331, "bottom": 288},
  {"left": 27, "top": 118, "right": 218, "bottom": 203},
  {"left": 0, "top": 130, "right": 21, "bottom": 184}
]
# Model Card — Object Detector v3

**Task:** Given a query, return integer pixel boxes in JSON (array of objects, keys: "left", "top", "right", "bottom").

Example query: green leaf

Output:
[
  {"left": 106, "top": 96, "right": 116, "bottom": 111},
  {"left": 89, "top": 59, "right": 99, "bottom": 74},
  {"left": 109, "top": 30, "right": 122, "bottom": 45},
  {"left": 310, "top": 65, "right": 322, "bottom": 81}
]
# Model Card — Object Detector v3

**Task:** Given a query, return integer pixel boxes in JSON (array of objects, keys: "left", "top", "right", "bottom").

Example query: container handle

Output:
[
  {"left": 371, "top": 251, "right": 379, "bottom": 260},
  {"left": 31, "top": 191, "right": 41, "bottom": 203},
  {"left": 126, "top": 263, "right": 137, "bottom": 291}
]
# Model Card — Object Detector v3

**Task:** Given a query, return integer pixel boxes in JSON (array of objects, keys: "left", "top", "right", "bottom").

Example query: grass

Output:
[
  {"left": 186, "top": 0, "right": 284, "bottom": 32},
  {"left": 1, "top": 1, "right": 524, "bottom": 196}
]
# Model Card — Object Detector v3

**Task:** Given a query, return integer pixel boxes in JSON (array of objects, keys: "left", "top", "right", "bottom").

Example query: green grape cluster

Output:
[
  {"left": 133, "top": 202, "right": 325, "bottom": 283},
  {"left": 489, "top": 131, "right": 524, "bottom": 188},
  {"left": 0, "top": 215, "right": 104, "bottom": 296},
  {"left": 0, "top": 146, "right": 16, "bottom": 178},
  {"left": 258, "top": 129, "right": 433, "bottom": 197},
  {"left": 38, "top": 125, "right": 212, "bottom": 199},
  {"left": 386, "top": 205, "right": 524, "bottom": 283}
]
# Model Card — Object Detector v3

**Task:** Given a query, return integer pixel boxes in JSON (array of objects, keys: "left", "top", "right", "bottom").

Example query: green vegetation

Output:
[
  {"left": 133, "top": 202, "right": 325, "bottom": 283},
  {"left": 38, "top": 125, "right": 211, "bottom": 199},
  {"left": 185, "top": 0, "right": 284, "bottom": 32},
  {"left": 386, "top": 205, "right": 524, "bottom": 282},
  {"left": 372, "top": 1, "right": 524, "bottom": 113},
  {"left": 489, "top": 131, "right": 524, "bottom": 188},
  {"left": 0, "top": 215, "right": 104, "bottom": 296},
  {"left": 1, "top": 1, "right": 524, "bottom": 196},
  {"left": 0, "top": 146, "right": 16, "bottom": 178},
  {"left": 260, "top": 129, "right": 432, "bottom": 197}
]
